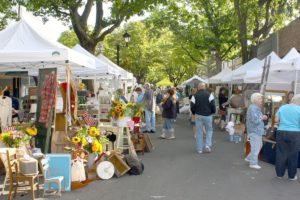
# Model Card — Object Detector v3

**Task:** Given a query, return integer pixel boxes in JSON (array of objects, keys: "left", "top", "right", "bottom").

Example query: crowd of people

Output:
[
  {"left": 128, "top": 83, "right": 184, "bottom": 139},
  {"left": 145, "top": 82, "right": 299, "bottom": 181},
  {"left": 60, "top": 82, "right": 300, "bottom": 182}
]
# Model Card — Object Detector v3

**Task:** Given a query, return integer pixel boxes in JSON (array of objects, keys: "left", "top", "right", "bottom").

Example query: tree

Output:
[
  {"left": 147, "top": 0, "right": 239, "bottom": 74},
  {"left": 103, "top": 20, "right": 198, "bottom": 85},
  {"left": 58, "top": 30, "right": 79, "bottom": 48},
  {"left": 23, "top": 0, "right": 164, "bottom": 54},
  {"left": 0, "top": 1, "right": 18, "bottom": 30},
  {"left": 234, "top": 0, "right": 298, "bottom": 63}
]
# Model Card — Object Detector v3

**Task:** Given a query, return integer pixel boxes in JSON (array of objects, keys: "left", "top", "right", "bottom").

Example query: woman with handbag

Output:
[{"left": 275, "top": 94, "right": 300, "bottom": 180}]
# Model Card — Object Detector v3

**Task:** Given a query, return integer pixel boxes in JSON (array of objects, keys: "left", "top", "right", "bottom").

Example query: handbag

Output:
[
  {"left": 265, "top": 127, "right": 277, "bottom": 141},
  {"left": 155, "top": 105, "right": 161, "bottom": 115}
]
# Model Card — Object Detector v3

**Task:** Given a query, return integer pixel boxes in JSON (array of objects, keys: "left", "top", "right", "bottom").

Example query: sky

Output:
[{"left": 21, "top": 3, "right": 147, "bottom": 42}]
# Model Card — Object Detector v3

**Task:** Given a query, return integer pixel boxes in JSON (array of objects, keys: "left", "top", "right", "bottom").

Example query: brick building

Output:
[{"left": 257, "top": 17, "right": 300, "bottom": 59}]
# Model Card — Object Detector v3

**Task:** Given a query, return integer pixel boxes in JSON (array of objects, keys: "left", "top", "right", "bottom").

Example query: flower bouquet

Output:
[
  {"left": 70, "top": 126, "right": 109, "bottom": 169},
  {"left": 0, "top": 126, "right": 38, "bottom": 148},
  {"left": 70, "top": 126, "right": 109, "bottom": 154}
]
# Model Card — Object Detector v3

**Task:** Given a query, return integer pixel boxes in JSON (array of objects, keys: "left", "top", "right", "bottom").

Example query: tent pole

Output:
[{"left": 65, "top": 62, "right": 72, "bottom": 134}]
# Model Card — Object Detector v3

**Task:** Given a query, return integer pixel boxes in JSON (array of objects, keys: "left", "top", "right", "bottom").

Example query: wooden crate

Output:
[
  {"left": 143, "top": 133, "right": 154, "bottom": 152},
  {"left": 107, "top": 152, "right": 130, "bottom": 177}
]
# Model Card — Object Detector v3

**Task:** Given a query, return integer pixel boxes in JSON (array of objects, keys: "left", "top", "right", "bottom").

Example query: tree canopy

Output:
[
  {"left": 0, "top": 1, "right": 17, "bottom": 30},
  {"left": 22, "top": 0, "right": 165, "bottom": 53},
  {"left": 1, "top": 0, "right": 300, "bottom": 85}
]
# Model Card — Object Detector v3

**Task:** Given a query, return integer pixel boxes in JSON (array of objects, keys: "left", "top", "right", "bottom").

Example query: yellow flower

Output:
[
  {"left": 119, "top": 112, "right": 125, "bottom": 118},
  {"left": 91, "top": 140, "right": 100, "bottom": 152},
  {"left": 92, "top": 144, "right": 98, "bottom": 152},
  {"left": 98, "top": 143, "right": 103, "bottom": 153},
  {"left": 81, "top": 137, "right": 87, "bottom": 146},
  {"left": 79, "top": 83, "right": 86, "bottom": 90},
  {"left": 89, "top": 127, "right": 99, "bottom": 137},
  {"left": 91, "top": 140, "right": 103, "bottom": 153},
  {"left": 25, "top": 127, "right": 38, "bottom": 136},
  {"left": 72, "top": 136, "right": 81, "bottom": 144}
]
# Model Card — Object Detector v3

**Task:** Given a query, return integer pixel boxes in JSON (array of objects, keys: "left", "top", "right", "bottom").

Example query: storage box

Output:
[
  {"left": 108, "top": 153, "right": 130, "bottom": 177},
  {"left": 19, "top": 158, "right": 38, "bottom": 175}
]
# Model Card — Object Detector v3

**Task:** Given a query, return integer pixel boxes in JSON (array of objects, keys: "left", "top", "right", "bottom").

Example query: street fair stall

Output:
[
  {"left": 182, "top": 75, "right": 207, "bottom": 87},
  {"left": 216, "top": 49, "right": 300, "bottom": 166},
  {"left": 245, "top": 48, "right": 300, "bottom": 93},
  {"left": 208, "top": 66, "right": 232, "bottom": 84},
  {"left": 0, "top": 20, "right": 151, "bottom": 199}
]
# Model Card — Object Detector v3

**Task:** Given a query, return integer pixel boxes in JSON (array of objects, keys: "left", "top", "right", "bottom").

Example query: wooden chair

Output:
[
  {"left": 38, "top": 158, "right": 64, "bottom": 197},
  {"left": 6, "top": 149, "right": 39, "bottom": 200}
]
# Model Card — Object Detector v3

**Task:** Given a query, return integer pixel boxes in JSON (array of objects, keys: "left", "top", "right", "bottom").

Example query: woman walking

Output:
[
  {"left": 245, "top": 93, "right": 268, "bottom": 169},
  {"left": 275, "top": 94, "right": 300, "bottom": 180},
  {"left": 160, "top": 89, "right": 177, "bottom": 140}
]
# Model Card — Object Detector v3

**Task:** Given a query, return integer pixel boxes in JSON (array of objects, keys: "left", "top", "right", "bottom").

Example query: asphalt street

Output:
[{"left": 1, "top": 114, "right": 300, "bottom": 200}]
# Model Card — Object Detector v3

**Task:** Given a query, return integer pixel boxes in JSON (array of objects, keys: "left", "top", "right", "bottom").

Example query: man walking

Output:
[
  {"left": 142, "top": 83, "right": 156, "bottom": 133},
  {"left": 191, "top": 83, "right": 216, "bottom": 153}
]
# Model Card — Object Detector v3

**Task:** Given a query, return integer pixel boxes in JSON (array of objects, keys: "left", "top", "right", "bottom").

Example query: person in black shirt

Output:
[
  {"left": 191, "top": 83, "right": 216, "bottom": 154},
  {"left": 160, "top": 88, "right": 177, "bottom": 139}
]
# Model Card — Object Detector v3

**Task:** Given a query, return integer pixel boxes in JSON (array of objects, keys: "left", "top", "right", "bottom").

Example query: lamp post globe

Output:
[
  {"left": 210, "top": 48, "right": 216, "bottom": 55},
  {"left": 123, "top": 32, "right": 131, "bottom": 44}
]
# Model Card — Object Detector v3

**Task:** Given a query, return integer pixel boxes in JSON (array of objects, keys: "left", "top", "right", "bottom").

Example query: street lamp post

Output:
[{"left": 116, "top": 31, "right": 131, "bottom": 66}]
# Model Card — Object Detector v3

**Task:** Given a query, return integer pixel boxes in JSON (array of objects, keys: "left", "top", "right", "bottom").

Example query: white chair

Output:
[{"left": 38, "top": 158, "right": 64, "bottom": 197}]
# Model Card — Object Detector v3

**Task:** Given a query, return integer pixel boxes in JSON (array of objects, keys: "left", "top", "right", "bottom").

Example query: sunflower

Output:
[
  {"left": 91, "top": 140, "right": 100, "bottom": 152},
  {"left": 89, "top": 127, "right": 99, "bottom": 137},
  {"left": 25, "top": 127, "right": 38, "bottom": 136},
  {"left": 72, "top": 136, "right": 81, "bottom": 144}
]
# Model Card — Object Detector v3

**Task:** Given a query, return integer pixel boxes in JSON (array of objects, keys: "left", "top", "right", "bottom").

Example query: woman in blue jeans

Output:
[
  {"left": 160, "top": 89, "right": 177, "bottom": 139},
  {"left": 245, "top": 93, "right": 268, "bottom": 170},
  {"left": 275, "top": 94, "right": 300, "bottom": 180}
]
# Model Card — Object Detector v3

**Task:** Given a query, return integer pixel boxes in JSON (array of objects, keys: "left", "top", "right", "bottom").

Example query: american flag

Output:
[
  {"left": 82, "top": 111, "right": 97, "bottom": 126},
  {"left": 3, "top": 126, "right": 16, "bottom": 132}
]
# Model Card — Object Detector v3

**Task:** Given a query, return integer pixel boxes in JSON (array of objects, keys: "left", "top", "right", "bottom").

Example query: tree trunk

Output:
[
  {"left": 80, "top": 40, "right": 97, "bottom": 54},
  {"left": 234, "top": 0, "right": 249, "bottom": 64},
  {"left": 215, "top": 53, "right": 222, "bottom": 73}
]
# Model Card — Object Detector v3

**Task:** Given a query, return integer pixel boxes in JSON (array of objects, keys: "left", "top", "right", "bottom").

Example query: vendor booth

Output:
[
  {"left": 0, "top": 19, "right": 149, "bottom": 199},
  {"left": 208, "top": 66, "right": 232, "bottom": 84},
  {"left": 182, "top": 75, "right": 207, "bottom": 87}
]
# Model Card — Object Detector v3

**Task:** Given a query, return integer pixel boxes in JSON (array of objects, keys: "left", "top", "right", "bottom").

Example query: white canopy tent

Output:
[
  {"left": 208, "top": 67, "right": 232, "bottom": 84},
  {"left": 71, "top": 45, "right": 119, "bottom": 77},
  {"left": 221, "top": 58, "right": 263, "bottom": 83},
  {"left": 243, "top": 50, "right": 299, "bottom": 91},
  {"left": 0, "top": 19, "right": 95, "bottom": 128},
  {"left": 0, "top": 20, "right": 95, "bottom": 72},
  {"left": 182, "top": 75, "right": 207, "bottom": 86},
  {"left": 97, "top": 54, "right": 134, "bottom": 80}
]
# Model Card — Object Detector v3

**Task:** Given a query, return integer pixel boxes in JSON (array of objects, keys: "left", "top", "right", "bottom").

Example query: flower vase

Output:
[
  {"left": 87, "top": 153, "right": 98, "bottom": 169},
  {"left": 116, "top": 116, "right": 132, "bottom": 127}
]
